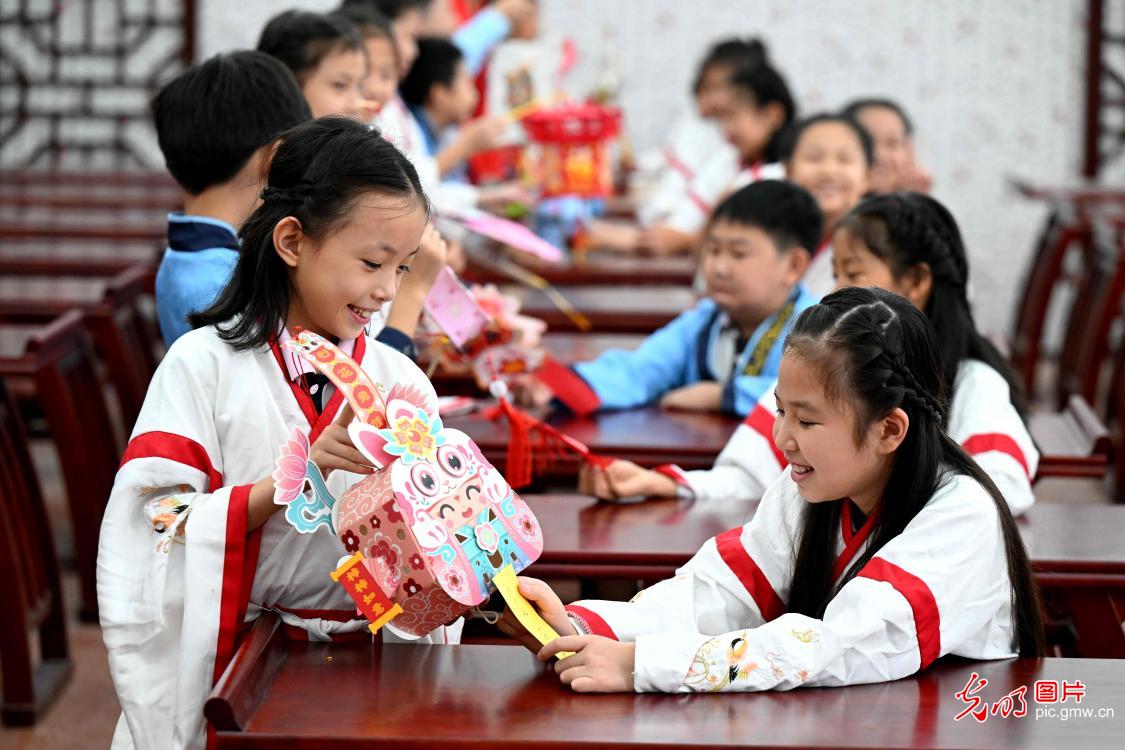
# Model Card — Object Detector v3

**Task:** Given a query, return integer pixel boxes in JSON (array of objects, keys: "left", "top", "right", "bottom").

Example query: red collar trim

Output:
[
  {"left": 834, "top": 500, "right": 878, "bottom": 581},
  {"left": 269, "top": 334, "right": 367, "bottom": 442}
]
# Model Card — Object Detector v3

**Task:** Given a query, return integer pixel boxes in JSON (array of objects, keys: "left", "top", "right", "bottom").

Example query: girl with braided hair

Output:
[
  {"left": 501, "top": 287, "right": 1044, "bottom": 693},
  {"left": 585, "top": 192, "right": 1036, "bottom": 516},
  {"left": 100, "top": 118, "right": 460, "bottom": 750}
]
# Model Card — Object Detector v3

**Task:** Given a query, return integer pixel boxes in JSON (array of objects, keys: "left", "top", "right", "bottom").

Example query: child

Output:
[
  {"left": 502, "top": 287, "right": 1045, "bottom": 693},
  {"left": 783, "top": 112, "right": 873, "bottom": 296},
  {"left": 98, "top": 118, "right": 460, "bottom": 750},
  {"left": 609, "top": 38, "right": 765, "bottom": 243},
  {"left": 333, "top": 4, "right": 400, "bottom": 111},
  {"left": 843, "top": 97, "right": 933, "bottom": 194},
  {"left": 595, "top": 54, "right": 796, "bottom": 256},
  {"left": 257, "top": 10, "right": 376, "bottom": 121},
  {"left": 152, "top": 51, "right": 311, "bottom": 346},
  {"left": 585, "top": 193, "right": 1038, "bottom": 515},
  {"left": 518, "top": 180, "right": 821, "bottom": 417}
]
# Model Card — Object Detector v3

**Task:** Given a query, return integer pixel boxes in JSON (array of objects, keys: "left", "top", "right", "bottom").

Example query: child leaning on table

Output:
[
  {"left": 513, "top": 179, "right": 822, "bottom": 417},
  {"left": 500, "top": 287, "right": 1045, "bottom": 693}
]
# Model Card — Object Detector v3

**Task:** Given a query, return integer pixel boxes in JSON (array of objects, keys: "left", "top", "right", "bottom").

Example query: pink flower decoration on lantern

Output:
[
  {"left": 474, "top": 522, "right": 500, "bottom": 553},
  {"left": 440, "top": 566, "right": 468, "bottom": 598},
  {"left": 272, "top": 428, "right": 310, "bottom": 504},
  {"left": 409, "top": 553, "right": 425, "bottom": 570}
]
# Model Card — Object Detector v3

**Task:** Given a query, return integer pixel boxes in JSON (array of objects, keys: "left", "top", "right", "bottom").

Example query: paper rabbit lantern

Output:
[{"left": 271, "top": 331, "right": 544, "bottom": 636}]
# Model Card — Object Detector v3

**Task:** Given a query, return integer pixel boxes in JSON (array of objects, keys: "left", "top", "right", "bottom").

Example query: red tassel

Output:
[{"left": 484, "top": 398, "right": 614, "bottom": 488}]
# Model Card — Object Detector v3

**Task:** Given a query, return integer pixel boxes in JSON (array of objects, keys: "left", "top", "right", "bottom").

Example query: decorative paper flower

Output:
[
  {"left": 515, "top": 513, "right": 540, "bottom": 543},
  {"left": 272, "top": 429, "right": 311, "bottom": 505},
  {"left": 383, "top": 499, "right": 402, "bottom": 524},
  {"left": 379, "top": 407, "right": 446, "bottom": 464},
  {"left": 403, "top": 577, "right": 423, "bottom": 597},
  {"left": 341, "top": 530, "right": 360, "bottom": 553},
  {"left": 474, "top": 523, "right": 500, "bottom": 553},
  {"left": 440, "top": 567, "right": 468, "bottom": 598},
  {"left": 409, "top": 553, "right": 425, "bottom": 570}
]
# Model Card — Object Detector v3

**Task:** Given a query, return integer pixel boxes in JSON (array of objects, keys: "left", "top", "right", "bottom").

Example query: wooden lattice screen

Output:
[{"left": 0, "top": 0, "right": 195, "bottom": 171}]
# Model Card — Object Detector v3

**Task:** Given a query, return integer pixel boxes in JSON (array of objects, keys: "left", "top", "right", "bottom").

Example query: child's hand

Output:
[
  {"left": 636, "top": 224, "right": 694, "bottom": 256},
  {"left": 509, "top": 374, "right": 554, "bottom": 408},
  {"left": 584, "top": 219, "right": 643, "bottom": 253},
  {"left": 404, "top": 223, "right": 448, "bottom": 289},
  {"left": 496, "top": 576, "right": 577, "bottom": 652},
  {"left": 540, "top": 636, "right": 636, "bottom": 692},
  {"left": 659, "top": 382, "right": 723, "bottom": 412},
  {"left": 445, "top": 238, "right": 467, "bottom": 274},
  {"left": 578, "top": 460, "right": 678, "bottom": 500},
  {"left": 309, "top": 404, "right": 373, "bottom": 478},
  {"left": 461, "top": 115, "right": 507, "bottom": 156},
  {"left": 477, "top": 181, "right": 535, "bottom": 213}
]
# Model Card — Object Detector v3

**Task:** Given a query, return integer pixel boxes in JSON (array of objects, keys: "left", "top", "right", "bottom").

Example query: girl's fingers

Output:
[
  {"left": 538, "top": 634, "right": 590, "bottom": 660},
  {"left": 334, "top": 402, "right": 356, "bottom": 427}
]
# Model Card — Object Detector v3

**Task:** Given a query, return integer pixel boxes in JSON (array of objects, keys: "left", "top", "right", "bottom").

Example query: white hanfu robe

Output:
[
  {"left": 97, "top": 325, "right": 459, "bottom": 750},
  {"left": 665, "top": 359, "right": 1038, "bottom": 515},
  {"left": 565, "top": 469, "right": 1018, "bottom": 692}
]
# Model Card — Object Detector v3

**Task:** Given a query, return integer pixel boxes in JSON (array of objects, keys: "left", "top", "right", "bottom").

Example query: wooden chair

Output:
[
  {"left": 0, "top": 310, "right": 122, "bottom": 622},
  {"left": 1108, "top": 340, "right": 1125, "bottom": 503},
  {"left": 0, "top": 376, "right": 71, "bottom": 725},
  {"left": 1031, "top": 394, "right": 1113, "bottom": 480},
  {"left": 0, "top": 264, "right": 161, "bottom": 431},
  {"left": 1055, "top": 217, "right": 1125, "bottom": 409},
  {"left": 1010, "top": 208, "right": 1094, "bottom": 395}
]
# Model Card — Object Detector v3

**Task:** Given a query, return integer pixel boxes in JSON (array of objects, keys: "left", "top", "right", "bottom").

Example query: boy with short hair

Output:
[
  {"left": 522, "top": 179, "right": 823, "bottom": 417},
  {"left": 152, "top": 50, "right": 310, "bottom": 345}
]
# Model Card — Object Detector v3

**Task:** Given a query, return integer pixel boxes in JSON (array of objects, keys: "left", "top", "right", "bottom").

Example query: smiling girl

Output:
[
  {"left": 98, "top": 118, "right": 458, "bottom": 750},
  {"left": 503, "top": 287, "right": 1043, "bottom": 693},
  {"left": 783, "top": 112, "right": 873, "bottom": 296}
]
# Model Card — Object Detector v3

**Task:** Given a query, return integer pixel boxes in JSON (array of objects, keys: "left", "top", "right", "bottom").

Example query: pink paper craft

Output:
[
  {"left": 462, "top": 213, "right": 565, "bottom": 264},
  {"left": 423, "top": 267, "right": 491, "bottom": 348}
]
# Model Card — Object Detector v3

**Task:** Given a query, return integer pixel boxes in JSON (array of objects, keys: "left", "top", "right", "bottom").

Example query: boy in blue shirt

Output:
[
  {"left": 152, "top": 51, "right": 311, "bottom": 345},
  {"left": 520, "top": 180, "right": 823, "bottom": 417}
]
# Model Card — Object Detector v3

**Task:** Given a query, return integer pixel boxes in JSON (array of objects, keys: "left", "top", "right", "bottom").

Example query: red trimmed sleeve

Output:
[
  {"left": 715, "top": 526, "right": 786, "bottom": 622},
  {"left": 121, "top": 431, "right": 223, "bottom": 490},
  {"left": 857, "top": 557, "right": 941, "bottom": 670},
  {"left": 536, "top": 356, "right": 601, "bottom": 416},
  {"left": 565, "top": 604, "right": 619, "bottom": 640}
]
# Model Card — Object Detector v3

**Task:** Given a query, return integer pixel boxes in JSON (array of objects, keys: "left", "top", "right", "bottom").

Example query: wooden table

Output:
[
  {"left": 467, "top": 250, "right": 698, "bottom": 287},
  {"left": 527, "top": 494, "right": 1125, "bottom": 657},
  {"left": 431, "top": 332, "right": 646, "bottom": 396},
  {"left": 445, "top": 405, "right": 740, "bottom": 474},
  {"left": 501, "top": 284, "right": 697, "bottom": 333},
  {"left": 208, "top": 614, "right": 1125, "bottom": 749}
]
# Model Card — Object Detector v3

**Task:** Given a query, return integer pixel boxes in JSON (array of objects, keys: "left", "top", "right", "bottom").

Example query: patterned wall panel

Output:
[{"left": 0, "top": 0, "right": 194, "bottom": 170}]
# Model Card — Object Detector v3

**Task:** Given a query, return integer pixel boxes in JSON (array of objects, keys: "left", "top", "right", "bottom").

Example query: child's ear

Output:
[
  {"left": 784, "top": 247, "right": 810, "bottom": 284},
  {"left": 876, "top": 407, "right": 910, "bottom": 455},
  {"left": 763, "top": 101, "right": 787, "bottom": 131},
  {"left": 902, "top": 262, "right": 933, "bottom": 310},
  {"left": 273, "top": 216, "right": 305, "bottom": 269}
]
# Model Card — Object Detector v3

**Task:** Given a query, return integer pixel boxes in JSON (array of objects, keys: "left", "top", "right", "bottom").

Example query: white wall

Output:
[{"left": 199, "top": 0, "right": 1090, "bottom": 334}]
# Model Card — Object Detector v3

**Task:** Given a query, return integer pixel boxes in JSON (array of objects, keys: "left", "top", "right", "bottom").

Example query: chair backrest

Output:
[{"left": 1010, "top": 206, "right": 1092, "bottom": 395}]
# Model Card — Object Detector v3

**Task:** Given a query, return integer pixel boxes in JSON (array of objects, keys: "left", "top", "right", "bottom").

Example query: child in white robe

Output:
[
  {"left": 98, "top": 118, "right": 457, "bottom": 750},
  {"left": 583, "top": 192, "right": 1038, "bottom": 515},
  {"left": 501, "top": 287, "right": 1044, "bottom": 693}
]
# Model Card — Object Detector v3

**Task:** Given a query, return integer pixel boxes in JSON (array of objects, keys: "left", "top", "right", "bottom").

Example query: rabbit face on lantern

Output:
[{"left": 271, "top": 331, "right": 543, "bottom": 636}]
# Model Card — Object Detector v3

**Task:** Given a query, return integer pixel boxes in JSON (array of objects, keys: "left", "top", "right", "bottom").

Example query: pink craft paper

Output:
[
  {"left": 423, "top": 267, "right": 491, "bottom": 348},
  {"left": 462, "top": 214, "right": 565, "bottom": 264}
]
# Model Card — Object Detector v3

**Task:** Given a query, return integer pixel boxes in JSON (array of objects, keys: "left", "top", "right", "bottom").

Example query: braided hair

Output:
[
  {"left": 783, "top": 287, "right": 1044, "bottom": 656},
  {"left": 190, "top": 116, "right": 429, "bottom": 349},
  {"left": 837, "top": 192, "right": 1027, "bottom": 415}
]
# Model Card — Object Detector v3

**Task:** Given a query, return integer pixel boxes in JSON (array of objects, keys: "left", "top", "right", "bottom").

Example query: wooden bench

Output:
[
  {"left": 206, "top": 613, "right": 1125, "bottom": 749},
  {"left": 0, "top": 377, "right": 70, "bottom": 725},
  {"left": 0, "top": 311, "right": 122, "bottom": 622}
]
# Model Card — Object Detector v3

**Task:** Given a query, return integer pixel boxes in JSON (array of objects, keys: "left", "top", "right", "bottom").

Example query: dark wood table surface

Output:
[
  {"left": 208, "top": 614, "right": 1125, "bottom": 749},
  {"left": 466, "top": 249, "right": 698, "bottom": 287},
  {"left": 431, "top": 332, "right": 646, "bottom": 395},
  {"left": 525, "top": 494, "right": 1125, "bottom": 658},
  {"left": 501, "top": 284, "right": 697, "bottom": 333},
  {"left": 445, "top": 405, "right": 741, "bottom": 474}
]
